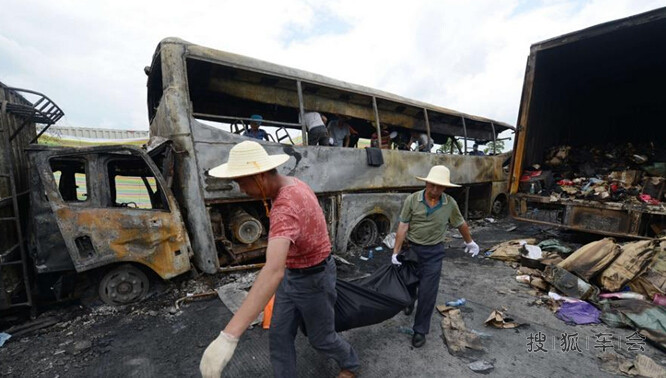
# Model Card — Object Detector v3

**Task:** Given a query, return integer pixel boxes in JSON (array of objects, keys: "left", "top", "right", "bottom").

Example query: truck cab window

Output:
[
  {"left": 107, "top": 156, "right": 168, "bottom": 210},
  {"left": 50, "top": 158, "right": 88, "bottom": 202}
]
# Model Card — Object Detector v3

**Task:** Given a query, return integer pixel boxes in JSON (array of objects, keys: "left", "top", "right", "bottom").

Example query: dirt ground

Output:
[{"left": 1, "top": 218, "right": 665, "bottom": 377}]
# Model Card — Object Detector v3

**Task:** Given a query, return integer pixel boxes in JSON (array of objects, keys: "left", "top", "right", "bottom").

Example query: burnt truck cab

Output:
[{"left": 25, "top": 143, "right": 192, "bottom": 305}]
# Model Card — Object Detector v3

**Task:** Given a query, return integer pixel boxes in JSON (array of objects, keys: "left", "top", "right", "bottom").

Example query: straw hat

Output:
[
  {"left": 416, "top": 165, "right": 461, "bottom": 187},
  {"left": 208, "top": 141, "right": 290, "bottom": 179}
]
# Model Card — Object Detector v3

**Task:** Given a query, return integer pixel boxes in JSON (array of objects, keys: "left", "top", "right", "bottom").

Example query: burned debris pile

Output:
[
  {"left": 519, "top": 143, "right": 665, "bottom": 230},
  {"left": 489, "top": 236, "right": 666, "bottom": 351}
]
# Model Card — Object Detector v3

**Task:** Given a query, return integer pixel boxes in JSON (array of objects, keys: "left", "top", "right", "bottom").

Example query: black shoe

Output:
[
  {"left": 403, "top": 303, "right": 414, "bottom": 315},
  {"left": 412, "top": 332, "right": 426, "bottom": 348}
]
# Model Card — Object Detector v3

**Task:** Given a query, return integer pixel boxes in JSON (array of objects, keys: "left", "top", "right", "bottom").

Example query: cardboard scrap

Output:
[
  {"left": 440, "top": 309, "right": 483, "bottom": 355},
  {"left": 488, "top": 238, "right": 538, "bottom": 262},
  {"left": 600, "top": 352, "right": 666, "bottom": 378},
  {"left": 436, "top": 304, "right": 455, "bottom": 314},
  {"left": 484, "top": 310, "right": 525, "bottom": 329}
]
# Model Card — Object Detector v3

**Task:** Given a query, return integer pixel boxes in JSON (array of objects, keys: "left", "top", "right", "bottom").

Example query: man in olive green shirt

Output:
[{"left": 391, "top": 165, "right": 479, "bottom": 348}]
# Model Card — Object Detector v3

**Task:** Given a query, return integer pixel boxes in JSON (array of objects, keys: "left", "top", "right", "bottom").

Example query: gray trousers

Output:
[{"left": 269, "top": 257, "right": 359, "bottom": 377}]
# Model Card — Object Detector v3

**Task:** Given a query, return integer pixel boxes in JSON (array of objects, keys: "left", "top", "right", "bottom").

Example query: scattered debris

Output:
[
  {"left": 3, "top": 317, "right": 59, "bottom": 339},
  {"left": 484, "top": 309, "right": 524, "bottom": 329},
  {"left": 333, "top": 255, "right": 354, "bottom": 266},
  {"left": 487, "top": 238, "right": 538, "bottom": 262},
  {"left": 537, "top": 239, "right": 573, "bottom": 254},
  {"left": 598, "top": 292, "right": 646, "bottom": 301},
  {"left": 558, "top": 238, "right": 621, "bottom": 281},
  {"left": 544, "top": 265, "right": 598, "bottom": 300},
  {"left": 600, "top": 352, "right": 666, "bottom": 378},
  {"left": 555, "top": 301, "right": 601, "bottom": 325},
  {"left": 440, "top": 309, "right": 483, "bottom": 354},
  {"left": 382, "top": 233, "right": 396, "bottom": 249},
  {"left": 0, "top": 332, "right": 10, "bottom": 347},
  {"left": 600, "top": 299, "right": 666, "bottom": 350},
  {"left": 215, "top": 274, "right": 263, "bottom": 327},
  {"left": 599, "top": 240, "right": 657, "bottom": 292},
  {"left": 397, "top": 326, "right": 414, "bottom": 335},
  {"left": 445, "top": 298, "right": 466, "bottom": 307},
  {"left": 218, "top": 263, "right": 265, "bottom": 273},
  {"left": 174, "top": 290, "right": 218, "bottom": 310},
  {"left": 468, "top": 360, "right": 494, "bottom": 374}
]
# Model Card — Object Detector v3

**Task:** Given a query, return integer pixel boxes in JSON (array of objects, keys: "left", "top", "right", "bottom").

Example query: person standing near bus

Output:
[
  {"left": 391, "top": 165, "right": 479, "bottom": 348},
  {"left": 200, "top": 141, "right": 359, "bottom": 378},
  {"left": 302, "top": 111, "right": 330, "bottom": 146},
  {"left": 243, "top": 114, "right": 269, "bottom": 141}
]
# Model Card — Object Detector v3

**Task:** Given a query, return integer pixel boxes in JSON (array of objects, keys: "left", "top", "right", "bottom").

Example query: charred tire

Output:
[
  {"left": 491, "top": 195, "right": 507, "bottom": 217},
  {"left": 98, "top": 264, "right": 149, "bottom": 306},
  {"left": 350, "top": 218, "right": 379, "bottom": 248}
]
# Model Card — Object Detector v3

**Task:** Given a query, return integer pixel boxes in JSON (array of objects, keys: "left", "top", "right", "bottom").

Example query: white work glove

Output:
[
  {"left": 391, "top": 253, "right": 402, "bottom": 266},
  {"left": 200, "top": 331, "right": 239, "bottom": 378},
  {"left": 464, "top": 241, "right": 480, "bottom": 257}
]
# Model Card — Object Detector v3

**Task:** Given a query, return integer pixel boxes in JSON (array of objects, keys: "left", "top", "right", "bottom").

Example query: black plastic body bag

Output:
[{"left": 334, "top": 250, "right": 419, "bottom": 332}]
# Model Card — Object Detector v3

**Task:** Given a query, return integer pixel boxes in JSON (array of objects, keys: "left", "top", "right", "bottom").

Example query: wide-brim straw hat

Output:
[
  {"left": 209, "top": 141, "right": 290, "bottom": 179},
  {"left": 416, "top": 165, "right": 461, "bottom": 187}
]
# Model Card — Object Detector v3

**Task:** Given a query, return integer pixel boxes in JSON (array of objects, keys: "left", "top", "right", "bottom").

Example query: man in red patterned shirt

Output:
[{"left": 200, "top": 141, "right": 358, "bottom": 378}]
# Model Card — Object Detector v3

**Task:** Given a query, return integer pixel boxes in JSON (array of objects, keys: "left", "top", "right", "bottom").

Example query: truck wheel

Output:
[{"left": 98, "top": 264, "right": 149, "bottom": 306}]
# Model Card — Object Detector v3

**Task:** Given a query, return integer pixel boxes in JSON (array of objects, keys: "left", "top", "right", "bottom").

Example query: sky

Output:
[{"left": 1, "top": 0, "right": 664, "bottom": 137}]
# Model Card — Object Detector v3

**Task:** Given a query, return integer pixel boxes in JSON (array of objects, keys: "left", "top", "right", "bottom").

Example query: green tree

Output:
[
  {"left": 437, "top": 138, "right": 463, "bottom": 154},
  {"left": 484, "top": 140, "right": 505, "bottom": 154}
]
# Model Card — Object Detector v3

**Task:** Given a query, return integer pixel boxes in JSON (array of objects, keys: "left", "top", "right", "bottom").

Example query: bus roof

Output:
[{"left": 151, "top": 37, "right": 514, "bottom": 140}]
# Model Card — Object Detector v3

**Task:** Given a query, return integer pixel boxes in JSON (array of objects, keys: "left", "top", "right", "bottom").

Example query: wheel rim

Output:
[
  {"left": 99, "top": 265, "right": 149, "bottom": 305},
  {"left": 351, "top": 218, "right": 378, "bottom": 248},
  {"left": 492, "top": 199, "right": 504, "bottom": 215}
]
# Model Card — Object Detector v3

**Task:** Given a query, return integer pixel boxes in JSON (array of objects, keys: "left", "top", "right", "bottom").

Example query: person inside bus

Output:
[
  {"left": 243, "top": 114, "right": 269, "bottom": 141},
  {"left": 470, "top": 143, "right": 485, "bottom": 156},
  {"left": 201, "top": 141, "right": 359, "bottom": 378},
  {"left": 391, "top": 165, "right": 480, "bottom": 349},
  {"left": 301, "top": 111, "right": 330, "bottom": 146},
  {"left": 370, "top": 124, "right": 391, "bottom": 149},
  {"left": 327, "top": 116, "right": 351, "bottom": 147},
  {"left": 410, "top": 131, "right": 433, "bottom": 152}
]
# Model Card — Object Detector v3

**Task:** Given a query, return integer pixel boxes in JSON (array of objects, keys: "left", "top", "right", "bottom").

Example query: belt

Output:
[{"left": 287, "top": 255, "right": 331, "bottom": 275}]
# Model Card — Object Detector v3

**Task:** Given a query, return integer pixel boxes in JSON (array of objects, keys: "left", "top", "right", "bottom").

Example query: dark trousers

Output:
[
  {"left": 412, "top": 242, "right": 446, "bottom": 335},
  {"left": 269, "top": 257, "right": 359, "bottom": 377},
  {"left": 308, "top": 126, "right": 329, "bottom": 146}
]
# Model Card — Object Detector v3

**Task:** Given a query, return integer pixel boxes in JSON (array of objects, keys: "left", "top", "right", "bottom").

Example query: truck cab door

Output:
[{"left": 41, "top": 147, "right": 192, "bottom": 279}]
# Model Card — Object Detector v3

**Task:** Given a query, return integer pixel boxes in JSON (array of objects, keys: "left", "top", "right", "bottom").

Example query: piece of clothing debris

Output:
[
  {"left": 556, "top": 301, "right": 601, "bottom": 325},
  {"left": 558, "top": 238, "right": 621, "bottom": 281},
  {"left": 600, "top": 299, "right": 666, "bottom": 351},
  {"left": 537, "top": 239, "right": 573, "bottom": 254},
  {"left": 440, "top": 308, "right": 483, "bottom": 355},
  {"left": 600, "top": 240, "right": 657, "bottom": 292},
  {"left": 484, "top": 310, "right": 524, "bottom": 329}
]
